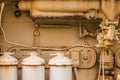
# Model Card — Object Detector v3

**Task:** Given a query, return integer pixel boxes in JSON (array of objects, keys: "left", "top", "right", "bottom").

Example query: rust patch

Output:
[
  {"left": 50, "top": 64, "right": 72, "bottom": 67},
  {"left": 0, "top": 61, "right": 18, "bottom": 66}
]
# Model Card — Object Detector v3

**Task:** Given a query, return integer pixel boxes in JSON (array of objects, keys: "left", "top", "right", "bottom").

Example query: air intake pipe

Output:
[
  {"left": 19, "top": 0, "right": 99, "bottom": 12},
  {"left": 18, "top": 0, "right": 120, "bottom": 21},
  {"left": 18, "top": 0, "right": 100, "bottom": 19}
]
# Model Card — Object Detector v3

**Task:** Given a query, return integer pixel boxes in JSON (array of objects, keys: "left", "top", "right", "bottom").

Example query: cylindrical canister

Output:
[
  {"left": 49, "top": 52, "right": 73, "bottom": 80},
  {"left": 0, "top": 52, "right": 18, "bottom": 80},
  {"left": 22, "top": 51, "right": 45, "bottom": 80}
]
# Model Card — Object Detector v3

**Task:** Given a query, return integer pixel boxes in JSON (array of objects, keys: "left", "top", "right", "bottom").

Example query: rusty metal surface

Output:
[
  {"left": 0, "top": 52, "right": 18, "bottom": 66},
  {"left": 49, "top": 52, "right": 73, "bottom": 65},
  {"left": 19, "top": 1, "right": 99, "bottom": 12},
  {"left": 2, "top": 0, "right": 120, "bottom": 80},
  {"left": 22, "top": 52, "right": 45, "bottom": 65},
  {"left": 18, "top": 0, "right": 120, "bottom": 20}
]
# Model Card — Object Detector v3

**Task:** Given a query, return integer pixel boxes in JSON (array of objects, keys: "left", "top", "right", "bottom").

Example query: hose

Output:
[
  {"left": 74, "top": 67, "right": 80, "bottom": 80},
  {"left": 0, "top": 2, "right": 28, "bottom": 48},
  {"left": 102, "top": 51, "right": 105, "bottom": 80},
  {"left": 97, "top": 57, "right": 101, "bottom": 80}
]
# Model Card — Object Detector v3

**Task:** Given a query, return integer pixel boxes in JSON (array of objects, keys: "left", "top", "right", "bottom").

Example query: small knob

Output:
[{"left": 83, "top": 56, "right": 88, "bottom": 60}]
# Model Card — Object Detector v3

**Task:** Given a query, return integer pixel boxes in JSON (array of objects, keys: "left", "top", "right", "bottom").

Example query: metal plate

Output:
[{"left": 70, "top": 47, "right": 96, "bottom": 68}]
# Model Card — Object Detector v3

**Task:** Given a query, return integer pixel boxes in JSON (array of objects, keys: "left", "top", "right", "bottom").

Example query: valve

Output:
[{"left": 96, "top": 19, "right": 119, "bottom": 47}]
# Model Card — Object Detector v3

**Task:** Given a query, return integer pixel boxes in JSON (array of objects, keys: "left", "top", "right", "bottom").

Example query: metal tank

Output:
[
  {"left": 49, "top": 52, "right": 73, "bottom": 80},
  {"left": 0, "top": 52, "right": 18, "bottom": 80},
  {"left": 21, "top": 51, "right": 45, "bottom": 80}
]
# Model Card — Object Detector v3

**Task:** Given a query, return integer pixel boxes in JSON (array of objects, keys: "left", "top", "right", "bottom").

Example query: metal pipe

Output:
[
  {"left": 30, "top": 10, "right": 85, "bottom": 17},
  {"left": 74, "top": 67, "right": 80, "bottom": 80},
  {"left": 19, "top": 1, "right": 100, "bottom": 12},
  {"left": 19, "top": 0, "right": 120, "bottom": 20}
]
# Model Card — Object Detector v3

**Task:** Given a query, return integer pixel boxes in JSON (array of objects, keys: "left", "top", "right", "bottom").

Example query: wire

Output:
[
  {"left": 97, "top": 49, "right": 105, "bottom": 80},
  {"left": 0, "top": 2, "right": 27, "bottom": 48}
]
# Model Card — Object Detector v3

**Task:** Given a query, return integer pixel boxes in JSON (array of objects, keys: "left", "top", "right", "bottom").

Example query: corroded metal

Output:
[
  {"left": 19, "top": 1, "right": 99, "bottom": 12},
  {"left": 19, "top": 0, "right": 120, "bottom": 20},
  {"left": 0, "top": 52, "right": 18, "bottom": 80},
  {"left": 22, "top": 52, "right": 45, "bottom": 80},
  {"left": 49, "top": 52, "right": 73, "bottom": 80}
]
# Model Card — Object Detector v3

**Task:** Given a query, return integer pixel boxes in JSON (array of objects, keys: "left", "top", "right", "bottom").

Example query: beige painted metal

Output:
[
  {"left": 30, "top": 11, "right": 84, "bottom": 18},
  {"left": 19, "top": 1, "right": 99, "bottom": 12},
  {"left": 69, "top": 47, "right": 98, "bottom": 80},
  {"left": 22, "top": 52, "right": 45, "bottom": 80},
  {"left": 101, "top": 0, "right": 120, "bottom": 19},
  {"left": 19, "top": 0, "right": 99, "bottom": 18},
  {"left": 3, "top": 0, "right": 120, "bottom": 80},
  {"left": 0, "top": 52, "right": 18, "bottom": 80},
  {"left": 78, "top": 67, "right": 98, "bottom": 80},
  {"left": 70, "top": 47, "right": 96, "bottom": 68},
  {"left": 19, "top": 0, "right": 120, "bottom": 20},
  {"left": 19, "top": 0, "right": 100, "bottom": 19},
  {"left": 18, "top": 0, "right": 120, "bottom": 47}
]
